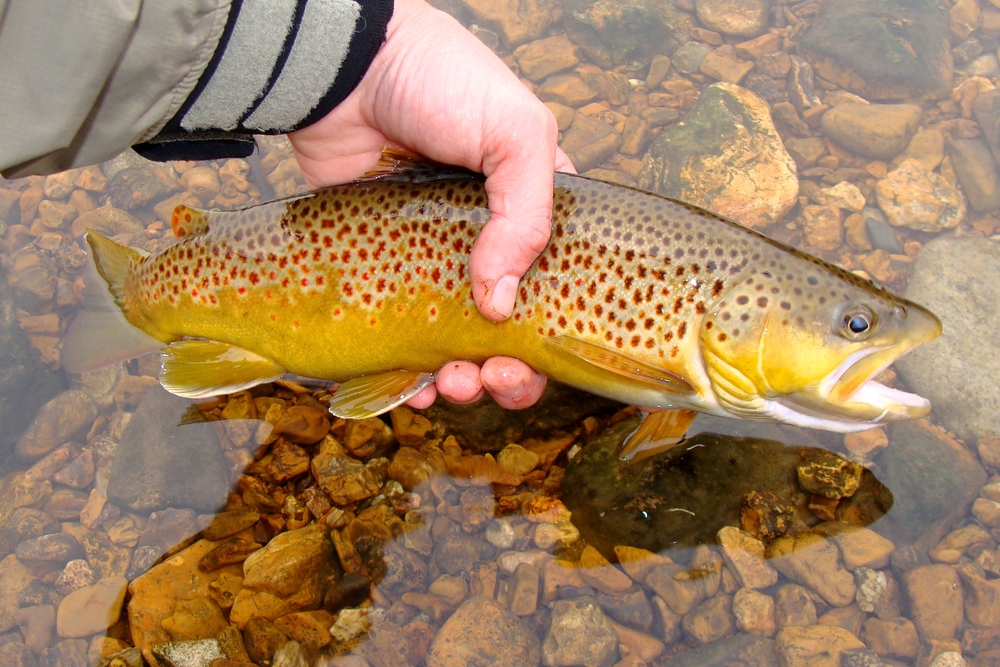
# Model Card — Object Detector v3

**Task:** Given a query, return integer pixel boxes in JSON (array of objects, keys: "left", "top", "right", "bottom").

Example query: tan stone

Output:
[
  {"left": 579, "top": 546, "right": 633, "bottom": 594},
  {"left": 775, "top": 584, "right": 817, "bottom": 628},
  {"left": 56, "top": 576, "right": 127, "bottom": 638},
  {"left": 900, "top": 128, "right": 945, "bottom": 172},
  {"left": 74, "top": 166, "right": 108, "bottom": 193},
  {"left": 389, "top": 406, "right": 432, "bottom": 447},
  {"left": 875, "top": 159, "right": 966, "bottom": 232},
  {"left": 930, "top": 525, "right": 992, "bottom": 564},
  {"left": 812, "top": 522, "right": 894, "bottom": 570},
  {"left": 821, "top": 103, "right": 923, "bottom": 160},
  {"left": 514, "top": 36, "right": 579, "bottom": 81},
  {"left": 865, "top": 617, "right": 920, "bottom": 659},
  {"left": 614, "top": 545, "right": 672, "bottom": 584},
  {"left": 37, "top": 200, "right": 76, "bottom": 229},
  {"left": 802, "top": 205, "right": 843, "bottom": 251},
  {"left": 545, "top": 102, "right": 576, "bottom": 131},
  {"left": 645, "top": 563, "right": 705, "bottom": 615},
  {"left": 683, "top": 595, "right": 737, "bottom": 645},
  {"left": 766, "top": 532, "right": 856, "bottom": 607},
  {"left": 542, "top": 558, "right": 585, "bottom": 603},
  {"left": 775, "top": 625, "right": 864, "bottom": 667},
  {"left": 0, "top": 555, "right": 36, "bottom": 633},
  {"left": 497, "top": 444, "right": 540, "bottom": 476},
  {"left": 161, "top": 596, "right": 228, "bottom": 641},
  {"left": 273, "top": 610, "right": 336, "bottom": 648},
  {"left": 902, "top": 565, "right": 964, "bottom": 641},
  {"left": 843, "top": 427, "right": 886, "bottom": 457},
  {"left": 537, "top": 75, "right": 598, "bottom": 107},
  {"left": 242, "top": 523, "right": 331, "bottom": 597},
  {"left": 733, "top": 588, "right": 776, "bottom": 637},
  {"left": 699, "top": 45, "right": 755, "bottom": 84},
  {"left": 611, "top": 620, "right": 665, "bottom": 662},
  {"left": 458, "top": 0, "right": 551, "bottom": 48},
  {"left": 717, "top": 526, "right": 778, "bottom": 589},
  {"left": 507, "top": 562, "right": 540, "bottom": 616},
  {"left": 958, "top": 563, "right": 1000, "bottom": 627}
]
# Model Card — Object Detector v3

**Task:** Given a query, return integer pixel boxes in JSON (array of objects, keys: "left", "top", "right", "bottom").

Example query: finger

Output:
[
  {"left": 481, "top": 357, "right": 547, "bottom": 410},
  {"left": 555, "top": 147, "right": 577, "bottom": 174},
  {"left": 405, "top": 383, "right": 438, "bottom": 409},
  {"left": 434, "top": 360, "right": 486, "bottom": 404},
  {"left": 469, "top": 105, "right": 560, "bottom": 321}
]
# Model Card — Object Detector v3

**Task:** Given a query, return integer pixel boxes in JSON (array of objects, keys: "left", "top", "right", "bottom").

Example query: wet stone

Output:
[
  {"left": 53, "top": 560, "right": 95, "bottom": 595},
  {"left": 766, "top": 532, "right": 856, "bottom": 607},
  {"left": 457, "top": 0, "right": 550, "bottom": 48},
  {"left": 311, "top": 445, "right": 380, "bottom": 507},
  {"left": 538, "top": 75, "right": 598, "bottom": 107},
  {"left": 514, "top": 36, "right": 579, "bottom": 81},
  {"left": 14, "top": 604, "right": 54, "bottom": 655},
  {"left": 699, "top": 45, "right": 755, "bottom": 84},
  {"left": 684, "top": 595, "right": 737, "bottom": 645},
  {"left": 161, "top": 596, "right": 228, "bottom": 642},
  {"left": 841, "top": 647, "right": 885, "bottom": 667},
  {"left": 875, "top": 159, "right": 966, "bottom": 232},
  {"left": 41, "top": 638, "right": 89, "bottom": 667},
  {"left": 56, "top": 576, "right": 127, "bottom": 639},
  {"left": 673, "top": 41, "right": 713, "bottom": 74},
  {"left": 4, "top": 508, "right": 60, "bottom": 544},
  {"left": 508, "top": 562, "right": 540, "bottom": 616},
  {"left": 821, "top": 103, "right": 923, "bottom": 161},
  {"left": 427, "top": 596, "right": 541, "bottom": 667},
  {"left": 774, "top": 584, "right": 817, "bottom": 628},
  {"left": 695, "top": 0, "right": 770, "bottom": 37},
  {"left": 950, "top": 138, "right": 1000, "bottom": 212},
  {"left": 15, "top": 533, "right": 83, "bottom": 566},
  {"left": 902, "top": 565, "right": 963, "bottom": 641},
  {"left": 153, "top": 638, "right": 225, "bottom": 667},
  {"left": 562, "top": 0, "right": 693, "bottom": 70},
  {"left": 201, "top": 508, "right": 260, "bottom": 541},
  {"left": 433, "top": 529, "right": 485, "bottom": 576},
  {"left": 733, "top": 588, "right": 776, "bottom": 637},
  {"left": 0, "top": 642, "right": 37, "bottom": 667},
  {"left": 646, "top": 563, "right": 706, "bottom": 616},
  {"left": 596, "top": 585, "right": 654, "bottom": 631},
  {"left": 15, "top": 390, "right": 96, "bottom": 462},
  {"left": 864, "top": 617, "right": 919, "bottom": 660},
  {"left": 775, "top": 625, "right": 864, "bottom": 667},
  {"left": 544, "top": 596, "right": 618, "bottom": 667}
]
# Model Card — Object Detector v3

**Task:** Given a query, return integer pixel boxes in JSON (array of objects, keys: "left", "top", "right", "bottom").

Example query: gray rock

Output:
[
  {"left": 0, "top": 284, "right": 64, "bottom": 458},
  {"left": 953, "top": 37, "right": 984, "bottom": 64},
  {"left": 974, "top": 89, "right": 1000, "bottom": 165},
  {"left": 673, "top": 42, "right": 713, "bottom": 75},
  {"left": 966, "top": 53, "right": 1000, "bottom": 78},
  {"left": 562, "top": 0, "right": 694, "bottom": 70},
  {"left": 865, "top": 218, "right": 903, "bottom": 254},
  {"left": 666, "top": 634, "right": 778, "bottom": 667},
  {"left": 544, "top": 596, "right": 619, "bottom": 667},
  {"left": 949, "top": 139, "right": 1000, "bottom": 212},
  {"left": 41, "top": 638, "right": 88, "bottom": 667},
  {"left": 595, "top": 585, "right": 654, "bottom": 631},
  {"left": 14, "top": 533, "right": 84, "bottom": 566},
  {"left": 563, "top": 415, "right": 892, "bottom": 557},
  {"left": 796, "top": 0, "right": 953, "bottom": 101},
  {"left": 0, "top": 642, "right": 37, "bottom": 667},
  {"left": 786, "top": 56, "right": 822, "bottom": 112},
  {"left": 107, "top": 386, "right": 229, "bottom": 514},
  {"left": 637, "top": 83, "right": 798, "bottom": 229},
  {"left": 15, "top": 390, "right": 96, "bottom": 463},
  {"left": 896, "top": 238, "right": 1000, "bottom": 443}
]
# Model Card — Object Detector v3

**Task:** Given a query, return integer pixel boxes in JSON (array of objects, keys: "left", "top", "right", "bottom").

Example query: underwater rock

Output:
[
  {"left": 0, "top": 282, "right": 64, "bottom": 458},
  {"left": 875, "top": 160, "right": 965, "bottom": 232},
  {"left": 820, "top": 103, "right": 923, "bottom": 161},
  {"left": 796, "top": 0, "right": 953, "bottom": 101},
  {"left": 106, "top": 386, "right": 229, "bottom": 514},
  {"left": 562, "top": 415, "right": 891, "bottom": 557},
  {"left": 895, "top": 238, "right": 1000, "bottom": 443},
  {"left": 427, "top": 596, "right": 541, "bottom": 667},
  {"left": 456, "top": 0, "right": 551, "bottom": 48},
  {"left": 562, "top": 0, "right": 694, "bottom": 70},
  {"left": 15, "top": 390, "right": 96, "bottom": 463},
  {"left": 419, "top": 381, "right": 621, "bottom": 454},
  {"left": 695, "top": 0, "right": 769, "bottom": 37},
  {"left": 637, "top": 83, "right": 798, "bottom": 229}
]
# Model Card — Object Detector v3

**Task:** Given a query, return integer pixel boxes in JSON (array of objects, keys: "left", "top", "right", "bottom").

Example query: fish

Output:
[{"left": 63, "top": 152, "right": 942, "bottom": 459}]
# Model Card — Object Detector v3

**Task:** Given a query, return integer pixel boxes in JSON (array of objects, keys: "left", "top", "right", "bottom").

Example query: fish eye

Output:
[{"left": 841, "top": 306, "right": 875, "bottom": 340}]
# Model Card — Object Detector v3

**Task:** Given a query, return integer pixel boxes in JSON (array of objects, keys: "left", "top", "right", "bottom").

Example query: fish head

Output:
[{"left": 699, "top": 264, "right": 941, "bottom": 431}]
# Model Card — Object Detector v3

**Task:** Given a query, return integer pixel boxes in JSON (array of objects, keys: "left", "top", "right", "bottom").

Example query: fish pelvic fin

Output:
[
  {"left": 329, "top": 370, "right": 435, "bottom": 419},
  {"left": 160, "top": 340, "right": 287, "bottom": 398},
  {"left": 358, "top": 147, "right": 481, "bottom": 183},
  {"left": 621, "top": 409, "right": 697, "bottom": 462},
  {"left": 62, "top": 231, "right": 165, "bottom": 373},
  {"left": 171, "top": 204, "right": 211, "bottom": 238},
  {"left": 545, "top": 335, "right": 696, "bottom": 396}
]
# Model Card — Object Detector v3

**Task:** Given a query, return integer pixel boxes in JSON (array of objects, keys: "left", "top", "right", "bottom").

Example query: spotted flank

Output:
[{"left": 64, "top": 151, "right": 941, "bottom": 447}]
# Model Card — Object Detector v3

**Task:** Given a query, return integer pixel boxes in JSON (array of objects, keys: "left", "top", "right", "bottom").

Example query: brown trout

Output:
[{"left": 64, "top": 155, "right": 941, "bottom": 456}]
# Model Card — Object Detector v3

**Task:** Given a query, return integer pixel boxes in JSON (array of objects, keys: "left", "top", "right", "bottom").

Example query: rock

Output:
[
  {"left": 902, "top": 565, "right": 963, "bottom": 641},
  {"left": 930, "top": 652, "right": 968, "bottom": 667},
  {"left": 717, "top": 527, "right": 778, "bottom": 589},
  {"left": 957, "top": 563, "right": 1000, "bottom": 627},
  {"left": 107, "top": 386, "right": 228, "bottom": 513},
  {"left": 13, "top": 604, "right": 54, "bottom": 655},
  {"left": 54, "top": 559, "right": 95, "bottom": 595},
  {"left": 766, "top": 533, "right": 856, "bottom": 607},
  {"left": 311, "top": 441, "right": 382, "bottom": 506},
  {"left": 52, "top": 449, "right": 95, "bottom": 489},
  {"left": 457, "top": 0, "right": 550, "bottom": 48},
  {"left": 15, "top": 390, "right": 95, "bottom": 462},
  {"left": 775, "top": 625, "right": 864, "bottom": 667},
  {"left": 645, "top": 563, "right": 705, "bottom": 616},
  {"left": 15, "top": 533, "right": 84, "bottom": 566},
  {"left": 41, "top": 639, "right": 89, "bottom": 667},
  {"left": 699, "top": 46, "right": 755, "bottom": 84},
  {"left": 785, "top": 137, "right": 827, "bottom": 170},
  {"left": 497, "top": 444, "right": 540, "bottom": 476},
  {"left": 820, "top": 104, "right": 923, "bottom": 160},
  {"left": 895, "top": 239, "right": 1000, "bottom": 444},
  {"left": 733, "top": 588, "right": 775, "bottom": 637},
  {"left": 55, "top": 576, "right": 127, "bottom": 638},
  {"left": 543, "top": 596, "right": 618, "bottom": 667},
  {"left": 637, "top": 83, "right": 798, "bottom": 229},
  {"left": 950, "top": 138, "right": 1000, "bottom": 212},
  {"left": 931, "top": 525, "right": 992, "bottom": 564},
  {"left": 4, "top": 507, "right": 60, "bottom": 544},
  {"left": 812, "top": 182, "right": 866, "bottom": 213},
  {"left": 974, "top": 89, "right": 1000, "bottom": 164},
  {"left": 0, "top": 642, "right": 37, "bottom": 667},
  {"left": 684, "top": 595, "right": 736, "bottom": 645},
  {"left": 901, "top": 128, "right": 945, "bottom": 172},
  {"left": 0, "top": 284, "right": 64, "bottom": 458},
  {"left": 559, "top": 115, "right": 620, "bottom": 173},
  {"left": 595, "top": 586, "right": 654, "bottom": 631},
  {"left": 774, "top": 583, "right": 817, "bottom": 628},
  {"left": 620, "top": 117, "right": 653, "bottom": 156},
  {"left": 695, "top": 0, "right": 769, "bottom": 37},
  {"left": 801, "top": 205, "right": 843, "bottom": 251},
  {"left": 230, "top": 524, "right": 331, "bottom": 627},
  {"left": 562, "top": 0, "right": 694, "bottom": 70},
  {"left": 864, "top": 617, "right": 919, "bottom": 659},
  {"left": 515, "top": 36, "right": 579, "bottom": 81},
  {"left": 579, "top": 546, "right": 633, "bottom": 594},
  {"left": 673, "top": 41, "right": 713, "bottom": 74},
  {"left": 508, "top": 562, "right": 540, "bottom": 616},
  {"left": 201, "top": 508, "right": 260, "bottom": 541},
  {"left": 432, "top": 529, "right": 484, "bottom": 577},
  {"left": 427, "top": 596, "right": 541, "bottom": 667},
  {"left": 812, "top": 523, "right": 894, "bottom": 570},
  {"left": 564, "top": 418, "right": 887, "bottom": 556},
  {"left": 796, "top": 0, "right": 953, "bottom": 101},
  {"left": 875, "top": 159, "right": 966, "bottom": 232},
  {"left": 152, "top": 638, "right": 225, "bottom": 667}
]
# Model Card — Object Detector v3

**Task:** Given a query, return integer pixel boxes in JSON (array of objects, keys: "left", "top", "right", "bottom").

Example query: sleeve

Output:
[{"left": 0, "top": 0, "right": 394, "bottom": 178}]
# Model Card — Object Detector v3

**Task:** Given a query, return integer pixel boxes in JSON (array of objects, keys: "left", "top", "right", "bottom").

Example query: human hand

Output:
[{"left": 288, "top": 0, "right": 574, "bottom": 409}]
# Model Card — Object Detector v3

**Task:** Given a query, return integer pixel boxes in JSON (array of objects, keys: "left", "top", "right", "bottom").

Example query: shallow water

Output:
[{"left": 2, "top": 0, "right": 1000, "bottom": 665}]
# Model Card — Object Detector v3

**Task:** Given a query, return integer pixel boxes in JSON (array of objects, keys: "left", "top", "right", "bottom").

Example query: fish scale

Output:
[{"left": 65, "top": 160, "right": 941, "bottom": 452}]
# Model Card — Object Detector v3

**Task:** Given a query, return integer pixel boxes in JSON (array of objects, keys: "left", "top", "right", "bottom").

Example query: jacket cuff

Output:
[{"left": 134, "top": 0, "right": 393, "bottom": 163}]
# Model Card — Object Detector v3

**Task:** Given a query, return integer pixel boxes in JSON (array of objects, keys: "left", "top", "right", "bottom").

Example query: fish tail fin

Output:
[
  {"left": 61, "top": 231, "right": 166, "bottom": 373},
  {"left": 171, "top": 204, "right": 211, "bottom": 238}
]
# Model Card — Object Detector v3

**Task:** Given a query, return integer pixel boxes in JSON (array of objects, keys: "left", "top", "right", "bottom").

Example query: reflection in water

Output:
[{"left": 3, "top": 0, "right": 1000, "bottom": 664}]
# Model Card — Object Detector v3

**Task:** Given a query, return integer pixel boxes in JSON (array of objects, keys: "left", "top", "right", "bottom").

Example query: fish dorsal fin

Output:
[
  {"left": 160, "top": 340, "right": 286, "bottom": 399},
  {"left": 358, "top": 147, "right": 480, "bottom": 183},
  {"left": 171, "top": 204, "right": 211, "bottom": 238},
  {"left": 328, "top": 370, "right": 435, "bottom": 419},
  {"left": 620, "top": 409, "right": 697, "bottom": 462},
  {"left": 545, "top": 335, "right": 696, "bottom": 395}
]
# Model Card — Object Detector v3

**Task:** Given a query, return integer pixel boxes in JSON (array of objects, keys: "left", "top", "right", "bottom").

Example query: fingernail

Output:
[{"left": 491, "top": 275, "right": 519, "bottom": 319}]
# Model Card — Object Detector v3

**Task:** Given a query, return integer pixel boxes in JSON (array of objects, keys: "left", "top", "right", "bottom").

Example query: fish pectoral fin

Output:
[
  {"left": 545, "top": 335, "right": 696, "bottom": 395},
  {"left": 329, "top": 370, "right": 435, "bottom": 419},
  {"left": 170, "top": 204, "right": 211, "bottom": 238},
  {"left": 620, "top": 409, "right": 697, "bottom": 462},
  {"left": 159, "top": 340, "right": 286, "bottom": 399}
]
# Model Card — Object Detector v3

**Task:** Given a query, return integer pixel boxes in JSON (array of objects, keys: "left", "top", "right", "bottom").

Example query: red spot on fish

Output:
[{"left": 238, "top": 287, "right": 246, "bottom": 295}]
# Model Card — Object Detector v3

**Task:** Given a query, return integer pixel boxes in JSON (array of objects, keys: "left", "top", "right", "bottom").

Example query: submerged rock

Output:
[
  {"left": 637, "top": 83, "right": 798, "bottom": 229},
  {"left": 106, "top": 386, "right": 229, "bottom": 514},
  {"left": 895, "top": 238, "right": 1000, "bottom": 443},
  {"left": 562, "top": 416, "right": 891, "bottom": 556},
  {"left": 796, "top": 0, "right": 953, "bottom": 101}
]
